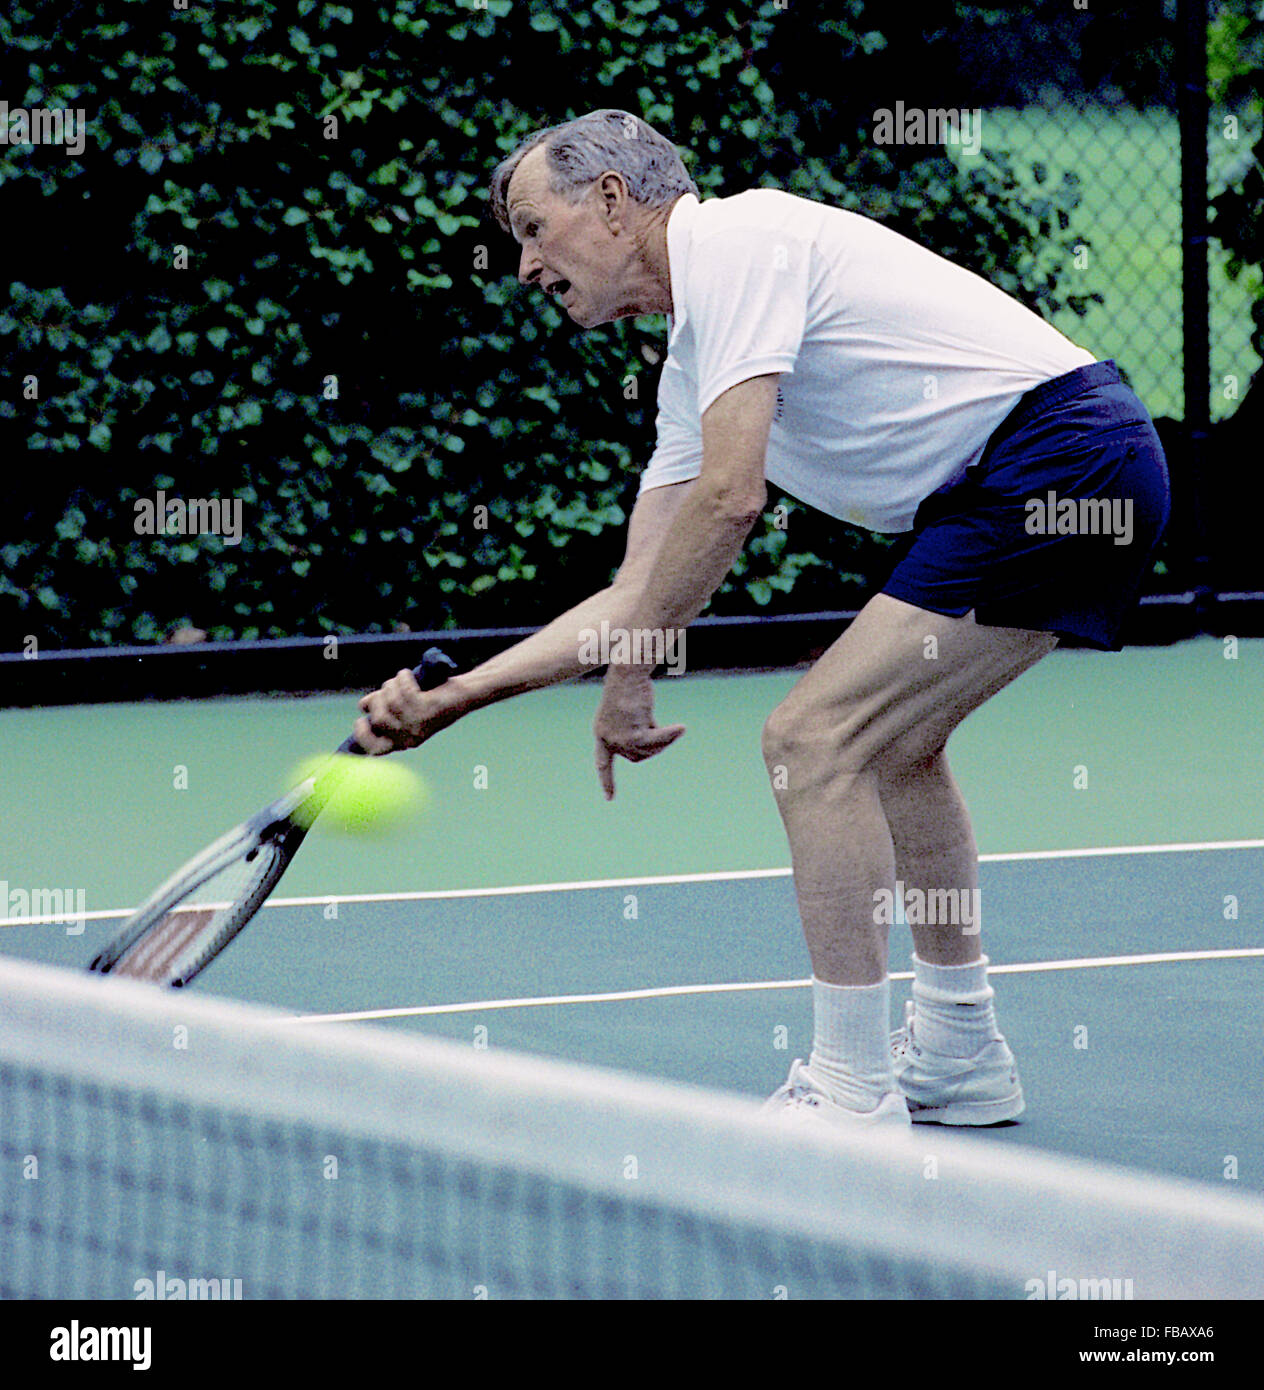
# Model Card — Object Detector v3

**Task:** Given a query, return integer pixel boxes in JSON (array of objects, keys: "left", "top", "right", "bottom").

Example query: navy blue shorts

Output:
[{"left": 882, "top": 360, "right": 1171, "bottom": 651}]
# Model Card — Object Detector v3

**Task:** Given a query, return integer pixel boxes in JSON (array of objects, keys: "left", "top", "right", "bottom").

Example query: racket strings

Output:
[{"left": 112, "top": 848, "right": 283, "bottom": 983}]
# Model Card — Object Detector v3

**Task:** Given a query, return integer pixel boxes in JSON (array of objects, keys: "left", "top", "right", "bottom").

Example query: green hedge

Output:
[{"left": 2, "top": 0, "right": 1097, "bottom": 648}]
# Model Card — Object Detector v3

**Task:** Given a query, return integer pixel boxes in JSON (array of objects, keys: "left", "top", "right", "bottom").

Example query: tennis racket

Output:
[{"left": 87, "top": 646, "right": 457, "bottom": 988}]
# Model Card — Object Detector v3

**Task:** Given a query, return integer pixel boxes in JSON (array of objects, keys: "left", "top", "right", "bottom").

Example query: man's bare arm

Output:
[
  {"left": 590, "top": 375, "right": 778, "bottom": 796},
  {"left": 353, "top": 478, "right": 694, "bottom": 750},
  {"left": 459, "top": 369, "right": 776, "bottom": 713},
  {"left": 456, "top": 478, "right": 694, "bottom": 709},
  {"left": 622, "top": 374, "right": 777, "bottom": 644}
]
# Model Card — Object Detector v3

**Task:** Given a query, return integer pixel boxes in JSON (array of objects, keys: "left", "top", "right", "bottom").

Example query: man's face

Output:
[{"left": 505, "top": 145, "right": 638, "bottom": 328}]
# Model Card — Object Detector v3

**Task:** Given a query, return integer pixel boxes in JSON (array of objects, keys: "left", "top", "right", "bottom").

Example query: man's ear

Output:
[{"left": 597, "top": 171, "right": 629, "bottom": 226}]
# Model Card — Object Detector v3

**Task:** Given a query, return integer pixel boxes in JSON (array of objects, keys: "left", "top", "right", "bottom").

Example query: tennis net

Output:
[{"left": 2, "top": 955, "right": 1261, "bottom": 1300}]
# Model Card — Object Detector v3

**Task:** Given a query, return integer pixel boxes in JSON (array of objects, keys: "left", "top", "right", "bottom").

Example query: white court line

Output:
[
  {"left": 282, "top": 947, "right": 1264, "bottom": 1025},
  {"left": 12, "top": 836, "right": 1263, "bottom": 926}
]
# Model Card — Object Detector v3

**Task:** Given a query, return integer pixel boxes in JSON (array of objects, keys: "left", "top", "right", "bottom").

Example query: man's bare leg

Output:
[
  {"left": 763, "top": 594, "right": 1056, "bottom": 982},
  {"left": 761, "top": 594, "right": 1055, "bottom": 1113},
  {"left": 879, "top": 749, "right": 981, "bottom": 967}
]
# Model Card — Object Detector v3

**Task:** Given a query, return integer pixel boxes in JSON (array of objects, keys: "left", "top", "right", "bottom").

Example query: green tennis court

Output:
[{"left": 3, "top": 637, "right": 1261, "bottom": 1197}]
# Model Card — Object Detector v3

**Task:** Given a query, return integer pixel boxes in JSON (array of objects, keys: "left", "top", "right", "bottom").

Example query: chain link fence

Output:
[{"left": 939, "top": 1, "right": 1262, "bottom": 610}]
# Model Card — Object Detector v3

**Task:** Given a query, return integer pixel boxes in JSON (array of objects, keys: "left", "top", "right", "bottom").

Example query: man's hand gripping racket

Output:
[{"left": 87, "top": 647, "right": 457, "bottom": 988}]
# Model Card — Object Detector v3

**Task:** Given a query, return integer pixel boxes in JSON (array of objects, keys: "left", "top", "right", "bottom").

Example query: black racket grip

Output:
[{"left": 338, "top": 646, "right": 458, "bottom": 755}]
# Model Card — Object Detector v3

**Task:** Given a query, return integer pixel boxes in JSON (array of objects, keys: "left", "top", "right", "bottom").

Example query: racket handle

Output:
[{"left": 339, "top": 646, "right": 458, "bottom": 756}]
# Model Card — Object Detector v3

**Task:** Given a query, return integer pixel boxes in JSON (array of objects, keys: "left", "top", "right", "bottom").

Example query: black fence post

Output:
[{"left": 1179, "top": 0, "right": 1212, "bottom": 624}]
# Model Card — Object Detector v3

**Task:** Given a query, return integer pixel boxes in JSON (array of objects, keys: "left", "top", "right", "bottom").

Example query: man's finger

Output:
[
  {"left": 382, "top": 675, "right": 416, "bottom": 716},
  {"left": 618, "top": 723, "right": 687, "bottom": 761},
  {"left": 595, "top": 739, "right": 616, "bottom": 801},
  {"left": 638, "top": 723, "right": 686, "bottom": 752},
  {"left": 351, "top": 716, "right": 391, "bottom": 755},
  {"left": 391, "top": 668, "right": 420, "bottom": 698}
]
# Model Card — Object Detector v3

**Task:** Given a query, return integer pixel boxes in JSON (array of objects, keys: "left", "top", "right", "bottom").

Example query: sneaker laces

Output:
[
  {"left": 768, "top": 1058, "right": 827, "bottom": 1110},
  {"left": 891, "top": 1000, "right": 921, "bottom": 1062}
]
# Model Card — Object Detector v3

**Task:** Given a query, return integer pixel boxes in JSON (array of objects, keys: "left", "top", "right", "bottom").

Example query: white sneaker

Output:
[
  {"left": 761, "top": 1059, "right": 911, "bottom": 1130},
  {"left": 891, "top": 1000, "right": 1025, "bottom": 1125}
]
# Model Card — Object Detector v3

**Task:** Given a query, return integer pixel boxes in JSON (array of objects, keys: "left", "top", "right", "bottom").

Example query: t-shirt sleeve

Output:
[
  {"left": 639, "top": 216, "right": 812, "bottom": 499},
  {"left": 637, "top": 354, "right": 703, "bottom": 496},
  {"left": 688, "top": 223, "right": 811, "bottom": 415}
]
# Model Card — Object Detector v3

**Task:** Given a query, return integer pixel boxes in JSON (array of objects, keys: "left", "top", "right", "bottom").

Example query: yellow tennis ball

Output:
[{"left": 290, "top": 753, "right": 429, "bottom": 835}]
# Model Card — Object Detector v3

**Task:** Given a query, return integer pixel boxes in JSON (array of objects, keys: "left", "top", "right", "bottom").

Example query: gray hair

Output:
[{"left": 489, "top": 109, "right": 698, "bottom": 232}]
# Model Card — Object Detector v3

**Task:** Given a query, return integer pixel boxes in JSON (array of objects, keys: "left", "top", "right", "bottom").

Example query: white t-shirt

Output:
[{"left": 639, "top": 190, "right": 1096, "bottom": 533}]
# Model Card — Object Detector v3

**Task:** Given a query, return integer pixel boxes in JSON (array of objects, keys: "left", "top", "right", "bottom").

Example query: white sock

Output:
[
  {"left": 808, "top": 976, "right": 896, "bottom": 1113},
  {"left": 911, "top": 955, "right": 999, "bottom": 1058}
]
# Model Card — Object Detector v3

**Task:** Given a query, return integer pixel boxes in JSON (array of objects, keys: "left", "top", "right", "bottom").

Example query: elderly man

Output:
[{"left": 355, "top": 109, "right": 1169, "bottom": 1130}]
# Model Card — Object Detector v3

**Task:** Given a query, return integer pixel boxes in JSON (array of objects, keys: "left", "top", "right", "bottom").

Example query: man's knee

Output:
[
  {"left": 762, "top": 695, "right": 818, "bottom": 768},
  {"left": 763, "top": 691, "right": 943, "bottom": 793},
  {"left": 762, "top": 694, "right": 868, "bottom": 788},
  {"left": 761, "top": 700, "right": 790, "bottom": 768}
]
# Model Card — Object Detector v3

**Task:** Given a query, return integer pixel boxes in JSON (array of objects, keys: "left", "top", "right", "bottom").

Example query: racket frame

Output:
[{"left": 88, "top": 647, "right": 455, "bottom": 987}]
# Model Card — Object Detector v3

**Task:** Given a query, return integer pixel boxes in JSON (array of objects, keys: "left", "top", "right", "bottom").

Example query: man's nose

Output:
[{"left": 518, "top": 246, "right": 543, "bottom": 285}]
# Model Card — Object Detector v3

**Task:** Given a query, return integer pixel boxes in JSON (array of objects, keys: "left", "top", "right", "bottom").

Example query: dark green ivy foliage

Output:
[
  {"left": 1, "top": 0, "right": 1096, "bottom": 646},
  {"left": 1209, "top": 3, "right": 1264, "bottom": 367}
]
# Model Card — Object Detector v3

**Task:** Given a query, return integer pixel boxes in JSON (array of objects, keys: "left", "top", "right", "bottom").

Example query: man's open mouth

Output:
[{"left": 545, "top": 278, "right": 572, "bottom": 298}]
